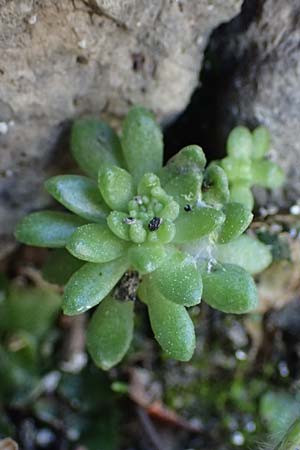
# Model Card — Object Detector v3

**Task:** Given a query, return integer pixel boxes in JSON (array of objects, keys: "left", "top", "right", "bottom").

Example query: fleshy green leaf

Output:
[
  {"left": 230, "top": 182, "right": 254, "bottom": 210},
  {"left": 15, "top": 211, "right": 86, "bottom": 248},
  {"left": 252, "top": 159, "right": 285, "bottom": 188},
  {"left": 71, "top": 118, "right": 124, "bottom": 178},
  {"left": 63, "top": 257, "right": 128, "bottom": 315},
  {"left": 161, "top": 146, "right": 205, "bottom": 206},
  {"left": 98, "top": 166, "right": 135, "bottom": 212},
  {"left": 121, "top": 107, "right": 163, "bottom": 182},
  {"left": 162, "top": 145, "right": 206, "bottom": 183},
  {"left": 252, "top": 126, "right": 270, "bottom": 159},
  {"left": 42, "top": 249, "right": 84, "bottom": 285},
  {"left": 217, "top": 202, "right": 253, "bottom": 244},
  {"left": 202, "top": 164, "right": 230, "bottom": 205},
  {"left": 142, "top": 280, "right": 195, "bottom": 361},
  {"left": 221, "top": 157, "right": 252, "bottom": 183},
  {"left": 67, "top": 223, "right": 127, "bottom": 263},
  {"left": 149, "top": 247, "right": 202, "bottom": 306},
  {"left": 128, "top": 242, "right": 166, "bottom": 274},
  {"left": 163, "top": 173, "right": 202, "bottom": 207},
  {"left": 174, "top": 206, "right": 225, "bottom": 243},
  {"left": 226, "top": 126, "right": 253, "bottom": 159},
  {"left": 107, "top": 211, "right": 131, "bottom": 241},
  {"left": 201, "top": 262, "right": 258, "bottom": 314},
  {"left": 5, "top": 284, "right": 61, "bottom": 338},
  {"left": 45, "top": 175, "right": 109, "bottom": 222},
  {"left": 216, "top": 235, "right": 272, "bottom": 274},
  {"left": 87, "top": 295, "right": 134, "bottom": 370}
]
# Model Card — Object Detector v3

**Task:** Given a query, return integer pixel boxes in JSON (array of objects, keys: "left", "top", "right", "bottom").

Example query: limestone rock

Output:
[{"left": 0, "top": 0, "right": 242, "bottom": 258}]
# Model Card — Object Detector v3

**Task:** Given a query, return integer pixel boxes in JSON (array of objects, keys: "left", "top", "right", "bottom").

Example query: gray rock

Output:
[{"left": 0, "top": 0, "right": 242, "bottom": 259}]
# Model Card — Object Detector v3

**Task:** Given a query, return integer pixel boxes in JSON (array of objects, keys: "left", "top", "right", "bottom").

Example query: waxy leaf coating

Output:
[
  {"left": 63, "top": 257, "right": 128, "bottom": 315},
  {"left": 98, "top": 166, "right": 135, "bottom": 212},
  {"left": 15, "top": 211, "right": 86, "bottom": 248},
  {"left": 149, "top": 247, "right": 202, "bottom": 306},
  {"left": 216, "top": 235, "right": 272, "bottom": 274},
  {"left": 174, "top": 206, "right": 225, "bottom": 243},
  {"left": 87, "top": 296, "right": 134, "bottom": 370},
  {"left": 71, "top": 118, "right": 124, "bottom": 178},
  {"left": 67, "top": 223, "right": 127, "bottom": 263},
  {"left": 218, "top": 202, "right": 253, "bottom": 244},
  {"left": 201, "top": 262, "right": 258, "bottom": 314},
  {"left": 121, "top": 107, "right": 163, "bottom": 182},
  {"left": 144, "top": 282, "right": 195, "bottom": 361},
  {"left": 45, "top": 175, "right": 109, "bottom": 222}
]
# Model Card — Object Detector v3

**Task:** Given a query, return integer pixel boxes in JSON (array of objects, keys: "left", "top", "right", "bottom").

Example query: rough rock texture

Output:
[
  {"left": 206, "top": 0, "right": 300, "bottom": 207},
  {"left": 0, "top": 0, "right": 242, "bottom": 258}
]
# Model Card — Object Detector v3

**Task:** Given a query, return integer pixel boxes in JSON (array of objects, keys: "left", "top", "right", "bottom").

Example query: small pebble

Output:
[
  {"left": 78, "top": 39, "right": 87, "bottom": 49},
  {"left": 290, "top": 204, "right": 300, "bottom": 215},
  {"left": 235, "top": 349, "right": 247, "bottom": 361},
  {"left": 231, "top": 431, "right": 245, "bottom": 446},
  {"left": 0, "top": 122, "right": 8, "bottom": 135},
  {"left": 28, "top": 14, "right": 37, "bottom": 25},
  {"left": 36, "top": 429, "right": 55, "bottom": 447},
  {"left": 278, "top": 360, "right": 289, "bottom": 377}
]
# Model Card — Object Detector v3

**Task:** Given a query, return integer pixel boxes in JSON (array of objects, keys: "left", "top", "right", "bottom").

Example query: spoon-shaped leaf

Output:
[
  {"left": 141, "top": 280, "right": 195, "bottom": 361},
  {"left": 121, "top": 107, "right": 163, "bottom": 182},
  {"left": 251, "top": 126, "right": 270, "bottom": 159},
  {"left": 67, "top": 223, "right": 128, "bottom": 263},
  {"left": 63, "top": 257, "right": 128, "bottom": 315},
  {"left": 217, "top": 202, "right": 253, "bottom": 244},
  {"left": 163, "top": 173, "right": 202, "bottom": 207},
  {"left": 128, "top": 242, "right": 166, "bottom": 274},
  {"left": 45, "top": 175, "right": 109, "bottom": 222},
  {"left": 201, "top": 262, "right": 258, "bottom": 314},
  {"left": 42, "top": 249, "right": 84, "bottom": 285},
  {"left": 98, "top": 166, "right": 135, "bottom": 212},
  {"left": 216, "top": 235, "right": 272, "bottom": 274},
  {"left": 149, "top": 247, "right": 202, "bottom": 306},
  {"left": 227, "top": 126, "right": 253, "bottom": 159},
  {"left": 71, "top": 118, "right": 124, "bottom": 178},
  {"left": 174, "top": 206, "right": 225, "bottom": 243},
  {"left": 87, "top": 295, "right": 134, "bottom": 370},
  {"left": 15, "top": 211, "right": 86, "bottom": 247}
]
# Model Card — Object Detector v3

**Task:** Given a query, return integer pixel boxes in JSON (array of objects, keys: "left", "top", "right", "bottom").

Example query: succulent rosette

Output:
[{"left": 16, "top": 107, "right": 278, "bottom": 369}]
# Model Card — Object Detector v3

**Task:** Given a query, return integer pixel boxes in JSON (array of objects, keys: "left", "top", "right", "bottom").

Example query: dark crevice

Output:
[{"left": 163, "top": 0, "right": 262, "bottom": 163}]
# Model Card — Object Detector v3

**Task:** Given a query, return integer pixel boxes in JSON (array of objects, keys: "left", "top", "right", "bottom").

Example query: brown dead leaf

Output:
[
  {"left": 256, "top": 234, "right": 300, "bottom": 314},
  {"left": 0, "top": 438, "right": 19, "bottom": 450}
]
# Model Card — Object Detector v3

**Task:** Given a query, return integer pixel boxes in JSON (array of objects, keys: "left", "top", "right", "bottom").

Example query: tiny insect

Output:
[
  {"left": 148, "top": 216, "right": 162, "bottom": 231},
  {"left": 184, "top": 204, "right": 192, "bottom": 212}
]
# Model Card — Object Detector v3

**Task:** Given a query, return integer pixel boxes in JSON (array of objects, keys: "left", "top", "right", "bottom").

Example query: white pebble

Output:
[
  {"left": 231, "top": 431, "right": 245, "bottom": 446},
  {"left": 0, "top": 122, "right": 8, "bottom": 135},
  {"left": 28, "top": 15, "right": 37, "bottom": 25},
  {"left": 78, "top": 39, "right": 87, "bottom": 49},
  {"left": 235, "top": 350, "right": 247, "bottom": 361},
  {"left": 290, "top": 204, "right": 300, "bottom": 215}
]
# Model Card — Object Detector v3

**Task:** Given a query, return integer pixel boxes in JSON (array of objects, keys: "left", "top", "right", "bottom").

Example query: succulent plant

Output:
[
  {"left": 15, "top": 107, "right": 281, "bottom": 369},
  {"left": 220, "top": 125, "right": 285, "bottom": 210}
]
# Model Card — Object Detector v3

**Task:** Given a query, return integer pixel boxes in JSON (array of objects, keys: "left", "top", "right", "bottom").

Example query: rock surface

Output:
[{"left": 0, "top": 0, "right": 242, "bottom": 258}]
